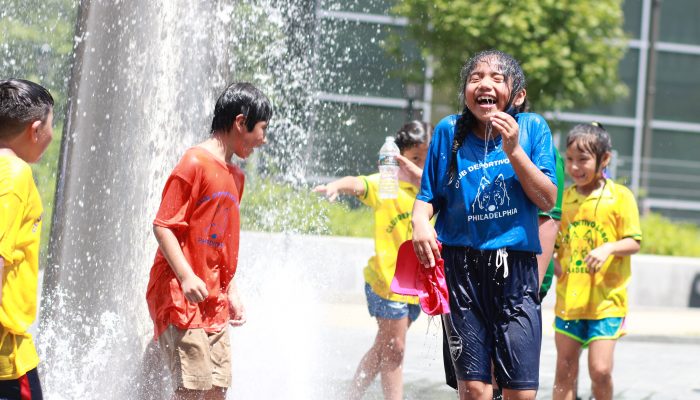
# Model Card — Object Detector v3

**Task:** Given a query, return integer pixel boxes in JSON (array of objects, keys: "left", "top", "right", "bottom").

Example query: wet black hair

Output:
[
  {"left": 566, "top": 122, "right": 612, "bottom": 172},
  {"left": 448, "top": 50, "right": 527, "bottom": 183},
  {"left": 210, "top": 82, "right": 273, "bottom": 134},
  {"left": 0, "top": 79, "right": 54, "bottom": 140},
  {"left": 394, "top": 120, "right": 433, "bottom": 153}
]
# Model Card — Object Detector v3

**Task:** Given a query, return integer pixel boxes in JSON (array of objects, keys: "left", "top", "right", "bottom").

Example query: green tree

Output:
[
  {"left": 1, "top": 0, "right": 77, "bottom": 119},
  {"left": 392, "top": 0, "right": 628, "bottom": 111}
]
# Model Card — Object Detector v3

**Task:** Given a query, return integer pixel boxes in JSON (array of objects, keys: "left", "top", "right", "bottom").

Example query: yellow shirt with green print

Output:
[
  {"left": 555, "top": 179, "right": 642, "bottom": 320},
  {"left": 358, "top": 174, "right": 419, "bottom": 305}
]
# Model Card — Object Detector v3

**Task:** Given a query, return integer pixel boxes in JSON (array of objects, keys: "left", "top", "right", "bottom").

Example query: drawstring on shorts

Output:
[{"left": 496, "top": 248, "right": 509, "bottom": 278}]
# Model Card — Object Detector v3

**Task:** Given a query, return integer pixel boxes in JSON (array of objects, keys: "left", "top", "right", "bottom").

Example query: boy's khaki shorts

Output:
[{"left": 158, "top": 325, "right": 231, "bottom": 391}]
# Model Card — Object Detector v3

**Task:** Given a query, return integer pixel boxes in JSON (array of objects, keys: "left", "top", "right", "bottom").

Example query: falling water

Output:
[
  {"left": 38, "top": 2, "right": 232, "bottom": 398},
  {"left": 24, "top": 0, "right": 355, "bottom": 398}
]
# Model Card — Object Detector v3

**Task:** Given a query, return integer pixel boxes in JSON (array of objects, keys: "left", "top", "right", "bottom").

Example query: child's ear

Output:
[
  {"left": 27, "top": 120, "right": 42, "bottom": 143},
  {"left": 234, "top": 114, "right": 247, "bottom": 133},
  {"left": 600, "top": 151, "right": 612, "bottom": 170},
  {"left": 512, "top": 89, "right": 527, "bottom": 108}
]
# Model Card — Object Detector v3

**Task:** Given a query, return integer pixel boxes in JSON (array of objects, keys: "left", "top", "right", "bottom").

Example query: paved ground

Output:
[{"left": 316, "top": 298, "right": 700, "bottom": 400}]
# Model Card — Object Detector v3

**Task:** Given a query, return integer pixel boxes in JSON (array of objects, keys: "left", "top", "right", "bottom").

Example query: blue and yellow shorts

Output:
[{"left": 554, "top": 316, "right": 626, "bottom": 348}]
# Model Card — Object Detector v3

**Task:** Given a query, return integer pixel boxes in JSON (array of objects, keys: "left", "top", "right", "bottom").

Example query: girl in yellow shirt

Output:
[
  {"left": 553, "top": 123, "right": 642, "bottom": 400},
  {"left": 313, "top": 121, "right": 431, "bottom": 400}
]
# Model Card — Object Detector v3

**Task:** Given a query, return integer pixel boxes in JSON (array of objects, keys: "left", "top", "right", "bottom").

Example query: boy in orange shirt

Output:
[
  {"left": 146, "top": 82, "right": 272, "bottom": 400},
  {"left": 0, "top": 79, "right": 55, "bottom": 399}
]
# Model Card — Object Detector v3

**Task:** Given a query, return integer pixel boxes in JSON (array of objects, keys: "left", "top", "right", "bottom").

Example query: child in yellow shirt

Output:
[
  {"left": 313, "top": 121, "right": 431, "bottom": 400},
  {"left": 0, "top": 79, "right": 55, "bottom": 399},
  {"left": 553, "top": 122, "right": 642, "bottom": 400}
]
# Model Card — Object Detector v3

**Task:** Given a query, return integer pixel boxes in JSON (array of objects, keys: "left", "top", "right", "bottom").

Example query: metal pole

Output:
[{"left": 641, "top": 0, "right": 662, "bottom": 213}]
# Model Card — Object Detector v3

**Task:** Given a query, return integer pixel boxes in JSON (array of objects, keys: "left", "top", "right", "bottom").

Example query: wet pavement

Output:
[{"left": 319, "top": 298, "right": 700, "bottom": 400}]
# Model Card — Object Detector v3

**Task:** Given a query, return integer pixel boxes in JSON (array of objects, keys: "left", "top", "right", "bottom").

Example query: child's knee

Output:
[
  {"left": 556, "top": 356, "right": 578, "bottom": 370},
  {"left": 382, "top": 337, "right": 406, "bottom": 363},
  {"left": 588, "top": 363, "right": 613, "bottom": 383}
]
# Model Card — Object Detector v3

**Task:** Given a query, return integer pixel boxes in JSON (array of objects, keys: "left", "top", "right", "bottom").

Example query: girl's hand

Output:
[
  {"left": 412, "top": 217, "right": 439, "bottom": 268},
  {"left": 585, "top": 243, "right": 614, "bottom": 273},
  {"left": 181, "top": 273, "right": 209, "bottom": 303},
  {"left": 490, "top": 111, "right": 520, "bottom": 155},
  {"left": 312, "top": 183, "right": 340, "bottom": 202},
  {"left": 554, "top": 258, "right": 563, "bottom": 278},
  {"left": 396, "top": 154, "right": 422, "bottom": 186}
]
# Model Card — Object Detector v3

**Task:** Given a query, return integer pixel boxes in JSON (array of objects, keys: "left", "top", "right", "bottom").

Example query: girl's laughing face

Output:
[{"left": 464, "top": 59, "right": 524, "bottom": 123}]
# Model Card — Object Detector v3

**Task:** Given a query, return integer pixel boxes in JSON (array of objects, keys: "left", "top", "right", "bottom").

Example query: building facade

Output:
[{"left": 315, "top": 0, "right": 700, "bottom": 222}]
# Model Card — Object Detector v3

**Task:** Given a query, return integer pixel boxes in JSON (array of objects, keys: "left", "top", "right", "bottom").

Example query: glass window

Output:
[
  {"left": 659, "top": 0, "right": 700, "bottom": 46},
  {"left": 577, "top": 50, "right": 639, "bottom": 117},
  {"left": 623, "top": 0, "right": 643, "bottom": 39},
  {"left": 317, "top": 18, "right": 423, "bottom": 99},
  {"left": 653, "top": 52, "right": 700, "bottom": 123},
  {"left": 307, "top": 101, "right": 417, "bottom": 177},
  {"left": 643, "top": 129, "right": 700, "bottom": 202}
]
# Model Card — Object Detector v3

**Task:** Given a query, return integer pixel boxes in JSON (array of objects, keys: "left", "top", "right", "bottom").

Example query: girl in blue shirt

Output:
[{"left": 412, "top": 50, "right": 557, "bottom": 400}]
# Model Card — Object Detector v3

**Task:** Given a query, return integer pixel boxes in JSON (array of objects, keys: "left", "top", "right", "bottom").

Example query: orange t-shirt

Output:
[{"left": 146, "top": 147, "right": 244, "bottom": 339}]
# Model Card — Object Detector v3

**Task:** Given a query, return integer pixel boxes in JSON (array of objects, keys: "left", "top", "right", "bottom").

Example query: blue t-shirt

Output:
[{"left": 417, "top": 112, "right": 557, "bottom": 252}]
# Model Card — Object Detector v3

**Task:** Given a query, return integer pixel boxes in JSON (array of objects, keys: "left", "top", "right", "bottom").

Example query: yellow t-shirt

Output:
[
  {"left": 358, "top": 174, "right": 419, "bottom": 304},
  {"left": 554, "top": 179, "right": 642, "bottom": 320},
  {"left": 0, "top": 154, "right": 42, "bottom": 379}
]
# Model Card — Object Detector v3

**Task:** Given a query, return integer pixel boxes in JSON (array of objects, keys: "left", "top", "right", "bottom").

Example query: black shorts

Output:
[
  {"left": 0, "top": 367, "right": 43, "bottom": 400},
  {"left": 441, "top": 246, "right": 541, "bottom": 390}
]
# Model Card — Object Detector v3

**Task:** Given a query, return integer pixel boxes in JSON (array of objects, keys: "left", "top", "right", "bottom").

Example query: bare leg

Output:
[
  {"left": 458, "top": 380, "right": 492, "bottom": 400},
  {"left": 348, "top": 317, "right": 409, "bottom": 400},
  {"left": 203, "top": 386, "right": 227, "bottom": 400},
  {"left": 501, "top": 388, "right": 537, "bottom": 400},
  {"left": 587, "top": 339, "right": 616, "bottom": 400},
  {"left": 172, "top": 388, "right": 203, "bottom": 400},
  {"left": 348, "top": 328, "right": 382, "bottom": 399},
  {"left": 553, "top": 333, "right": 582, "bottom": 400}
]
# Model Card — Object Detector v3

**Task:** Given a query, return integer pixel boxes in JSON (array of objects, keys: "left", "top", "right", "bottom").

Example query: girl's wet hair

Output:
[
  {"left": 394, "top": 120, "right": 433, "bottom": 152},
  {"left": 566, "top": 122, "right": 612, "bottom": 171},
  {"left": 448, "top": 50, "right": 527, "bottom": 183}
]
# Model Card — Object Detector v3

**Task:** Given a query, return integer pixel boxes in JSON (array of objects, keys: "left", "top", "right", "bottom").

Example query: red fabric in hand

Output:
[{"left": 390, "top": 240, "right": 450, "bottom": 316}]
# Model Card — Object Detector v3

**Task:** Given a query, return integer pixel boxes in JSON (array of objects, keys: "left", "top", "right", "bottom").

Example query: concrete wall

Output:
[{"left": 240, "top": 231, "right": 700, "bottom": 309}]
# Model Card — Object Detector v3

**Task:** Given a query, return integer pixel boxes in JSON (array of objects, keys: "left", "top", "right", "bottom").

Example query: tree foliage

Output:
[
  {"left": 392, "top": 0, "right": 628, "bottom": 112},
  {"left": 0, "top": 0, "right": 77, "bottom": 121}
]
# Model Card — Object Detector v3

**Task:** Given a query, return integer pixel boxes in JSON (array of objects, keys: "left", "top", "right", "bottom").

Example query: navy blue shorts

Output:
[
  {"left": 441, "top": 246, "right": 541, "bottom": 390},
  {"left": 0, "top": 367, "right": 43, "bottom": 399}
]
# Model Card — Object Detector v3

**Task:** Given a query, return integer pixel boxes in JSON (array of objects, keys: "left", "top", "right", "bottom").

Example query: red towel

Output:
[{"left": 391, "top": 240, "right": 450, "bottom": 316}]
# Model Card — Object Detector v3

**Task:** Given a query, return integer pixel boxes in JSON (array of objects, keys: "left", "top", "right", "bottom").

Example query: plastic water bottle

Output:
[{"left": 378, "top": 136, "right": 400, "bottom": 199}]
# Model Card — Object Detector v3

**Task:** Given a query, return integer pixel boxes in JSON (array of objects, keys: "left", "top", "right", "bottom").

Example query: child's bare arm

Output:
[
  {"left": 491, "top": 112, "right": 557, "bottom": 211},
  {"left": 153, "top": 225, "right": 208, "bottom": 303},
  {"left": 585, "top": 237, "right": 641, "bottom": 272},
  {"left": 411, "top": 199, "right": 439, "bottom": 268},
  {"left": 228, "top": 280, "right": 246, "bottom": 327},
  {"left": 537, "top": 216, "right": 560, "bottom": 286},
  {"left": 508, "top": 148, "right": 557, "bottom": 211},
  {"left": 312, "top": 176, "right": 365, "bottom": 202},
  {"left": 554, "top": 257, "right": 563, "bottom": 278},
  {"left": 396, "top": 154, "right": 422, "bottom": 187}
]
